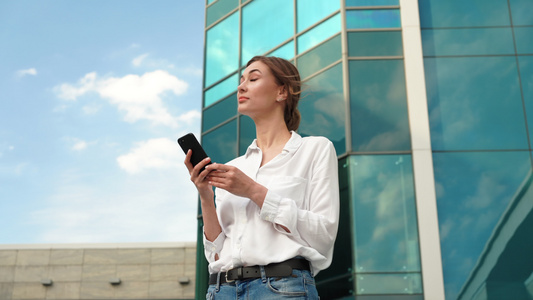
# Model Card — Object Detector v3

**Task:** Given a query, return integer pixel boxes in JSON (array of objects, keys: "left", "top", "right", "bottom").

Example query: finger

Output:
[
  {"left": 184, "top": 150, "right": 193, "bottom": 169},
  {"left": 193, "top": 157, "right": 212, "bottom": 175}
]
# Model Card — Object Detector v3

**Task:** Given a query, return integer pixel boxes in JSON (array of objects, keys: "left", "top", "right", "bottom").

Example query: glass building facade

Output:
[{"left": 196, "top": 0, "right": 533, "bottom": 299}]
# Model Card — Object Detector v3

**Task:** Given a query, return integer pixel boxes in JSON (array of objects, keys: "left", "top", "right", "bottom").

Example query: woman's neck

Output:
[{"left": 254, "top": 119, "right": 291, "bottom": 151}]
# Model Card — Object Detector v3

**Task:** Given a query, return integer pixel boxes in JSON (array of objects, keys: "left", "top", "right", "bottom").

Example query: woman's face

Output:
[{"left": 237, "top": 61, "right": 284, "bottom": 118}]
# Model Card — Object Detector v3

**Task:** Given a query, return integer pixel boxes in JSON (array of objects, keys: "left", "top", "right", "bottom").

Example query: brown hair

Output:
[{"left": 246, "top": 56, "right": 302, "bottom": 132}]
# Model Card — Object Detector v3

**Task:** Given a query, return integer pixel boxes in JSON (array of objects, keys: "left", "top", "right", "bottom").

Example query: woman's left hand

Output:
[{"left": 205, "top": 163, "right": 267, "bottom": 207}]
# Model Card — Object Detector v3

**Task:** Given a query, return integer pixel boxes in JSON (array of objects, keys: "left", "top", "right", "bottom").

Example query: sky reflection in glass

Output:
[
  {"left": 346, "top": 9, "right": 400, "bottom": 29},
  {"left": 433, "top": 151, "right": 532, "bottom": 300},
  {"left": 205, "top": 12, "right": 239, "bottom": 88},
  {"left": 425, "top": 57, "right": 528, "bottom": 151}
]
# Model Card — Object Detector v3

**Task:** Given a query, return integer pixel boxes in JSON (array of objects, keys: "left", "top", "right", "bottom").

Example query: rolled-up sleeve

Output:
[
  {"left": 203, "top": 230, "right": 225, "bottom": 263},
  {"left": 259, "top": 141, "right": 340, "bottom": 269}
]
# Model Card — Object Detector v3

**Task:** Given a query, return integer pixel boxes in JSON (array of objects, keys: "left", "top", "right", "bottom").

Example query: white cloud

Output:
[
  {"left": 132, "top": 53, "right": 149, "bottom": 67},
  {"left": 55, "top": 70, "right": 189, "bottom": 127},
  {"left": 72, "top": 140, "right": 88, "bottom": 151},
  {"left": 16, "top": 68, "right": 37, "bottom": 77},
  {"left": 117, "top": 138, "right": 182, "bottom": 174}
]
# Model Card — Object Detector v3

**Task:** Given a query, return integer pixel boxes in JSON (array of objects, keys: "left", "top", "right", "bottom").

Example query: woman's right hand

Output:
[{"left": 184, "top": 150, "right": 214, "bottom": 200}]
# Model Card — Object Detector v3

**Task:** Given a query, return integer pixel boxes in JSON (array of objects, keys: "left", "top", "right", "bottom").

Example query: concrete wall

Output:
[{"left": 0, "top": 242, "right": 196, "bottom": 300}]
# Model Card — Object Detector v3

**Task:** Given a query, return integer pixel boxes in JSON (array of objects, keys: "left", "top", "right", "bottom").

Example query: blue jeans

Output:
[{"left": 206, "top": 267, "right": 319, "bottom": 299}]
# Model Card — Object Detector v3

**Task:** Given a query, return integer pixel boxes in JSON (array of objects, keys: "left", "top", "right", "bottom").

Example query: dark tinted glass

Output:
[
  {"left": 202, "top": 119, "right": 237, "bottom": 164},
  {"left": 299, "top": 63, "right": 346, "bottom": 155},
  {"left": 346, "top": 9, "right": 400, "bottom": 29},
  {"left": 349, "top": 155, "right": 422, "bottom": 294},
  {"left": 433, "top": 151, "right": 532, "bottom": 300},
  {"left": 419, "top": 0, "right": 511, "bottom": 28},
  {"left": 520, "top": 56, "right": 533, "bottom": 146},
  {"left": 238, "top": 115, "right": 256, "bottom": 156},
  {"left": 206, "top": 0, "right": 238, "bottom": 27},
  {"left": 349, "top": 59, "right": 410, "bottom": 152},
  {"left": 424, "top": 57, "right": 529, "bottom": 151},
  {"left": 202, "top": 92, "right": 237, "bottom": 132},
  {"left": 510, "top": 0, "right": 533, "bottom": 25},
  {"left": 514, "top": 27, "right": 533, "bottom": 55},
  {"left": 297, "top": 34, "right": 342, "bottom": 79},
  {"left": 348, "top": 31, "right": 403, "bottom": 57},
  {"left": 421, "top": 28, "right": 515, "bottom": 56}
]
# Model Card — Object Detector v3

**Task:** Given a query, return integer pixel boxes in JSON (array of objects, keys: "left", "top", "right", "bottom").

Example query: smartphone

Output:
[{"left": 177, "top": 133, "right": 211, "bottom": 172}]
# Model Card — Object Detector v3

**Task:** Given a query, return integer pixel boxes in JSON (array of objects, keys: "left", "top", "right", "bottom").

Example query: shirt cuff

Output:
[
  {"left": 259, "top": 189, "right": 282, "bottom": 222},
  {"left": 203, "top": 229, "right": 225, "bottom": 262}
]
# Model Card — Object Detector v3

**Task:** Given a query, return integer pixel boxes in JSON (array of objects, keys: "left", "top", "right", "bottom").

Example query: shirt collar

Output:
[{"left": 245, "top": 131, "right": 302, "bottom": 157}]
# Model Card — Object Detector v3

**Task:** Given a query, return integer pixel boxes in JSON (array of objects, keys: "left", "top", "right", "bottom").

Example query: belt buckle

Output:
[
  {"left": 225, "top": 272, "right": 235, "bottom": 283},
  {"left": 225, "top": 267, "right": 243, "bottom": 283}
]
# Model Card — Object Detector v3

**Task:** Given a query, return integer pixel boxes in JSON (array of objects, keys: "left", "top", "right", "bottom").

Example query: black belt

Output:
[{"left": 209, "top": 258, "right": 310, "bottom": 285}]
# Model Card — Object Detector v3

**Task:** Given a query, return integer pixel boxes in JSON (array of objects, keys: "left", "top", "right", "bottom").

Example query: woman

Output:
[{"left": 185, "top": 56, "right": 339, "bottom": 299}]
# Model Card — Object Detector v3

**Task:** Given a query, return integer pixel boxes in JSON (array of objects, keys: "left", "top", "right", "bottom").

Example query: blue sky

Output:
[{"left": 0, "top": 1, "right": 205, "bottom": 244}]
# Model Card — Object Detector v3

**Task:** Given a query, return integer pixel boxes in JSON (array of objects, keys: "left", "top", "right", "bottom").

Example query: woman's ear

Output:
[{"left": 277, "top": 85, "right": 288, "bottom": 101}]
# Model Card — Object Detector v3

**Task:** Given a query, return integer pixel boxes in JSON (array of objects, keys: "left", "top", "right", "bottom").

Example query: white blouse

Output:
[{"left": 203, "top": 131, "right": 340, "bottom": 276}]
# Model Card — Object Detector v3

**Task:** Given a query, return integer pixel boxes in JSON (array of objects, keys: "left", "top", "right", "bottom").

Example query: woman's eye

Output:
[{"left": 250, "top": 78, "right": 257, "bottom": 82}]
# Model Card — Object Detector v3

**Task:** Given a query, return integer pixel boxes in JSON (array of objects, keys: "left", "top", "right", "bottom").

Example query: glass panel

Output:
[
  {"left": 202, "top": 119, "right": 237, "bottom": 164},
  {"left": 206, "top": 0, "right": 238, "bottom": 27},
  {"left": 424, "top": 57, "right": 529, "bottom": 151},
  {"left": 202, "top": 92, "right": 237, "bottom": 132},
  {"left": 207, "top": 0, "right": 216, "bottom": 4},
  {"left": 316, "top": 157, "right": 354, "bottom": 299},
  {"left": 297, "top": 34, "right": 341, "bottom": 80},
  {"left": 346, "top": 9, "right": 400, "bottom": 29},
  {"left": 515, "top": 27, "right": 533, "bottom": 55},
  {"left": 349, "top": 155, "right": 422, "bottom": 283},
  {"left": 419, "top": 0, "right": 511, "bottom": 28},
  {"left": 346, "top": 0, "right": 399, "bottom": 6},
  {"left": 299, "top": 63, "right": 346, "bottom": 155},
  {"left": 349, "top": 60, "right": 411, "bottom": 152},
  {"left": 520, "top": 56, "right": 533, "bottom": 146},
  {"left": 204, "top": 73, "right": 238, "bottom": 107},
  {"left": 356, "top": 273, "right": 422, "bottom": 294},
  {"left": 267, "top": 41, "right": 295, "bottom": 61},
  {"left": 510, "top": 0, "right": 533, "bottom": 26},
  {"left": 433, "top": 151, "right": 532, "bottom": 300},
  {"left": 348, "top": 31, "right": 403, "bottom": 57},
  {"left": 238, "top": 115, "right": 256, "bottom": 156},
  {"left": 298, "top": 13, "right": 341, "bottom": 54},
  {"left": 421, "top": 28, "right": 515, "bottom": 56},
  {"left": 296, "top": 0, "right": 339, "bottom": 33},
  {"left": 205, "top": 12, "right": 239, "bottom": 88},
  {"left": 241, "top": 0, "right": 294, "bottom": 66}
]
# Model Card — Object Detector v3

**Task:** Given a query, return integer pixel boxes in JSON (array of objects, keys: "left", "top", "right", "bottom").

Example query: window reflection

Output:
[
  {"left": 202, "top": 92, "right": 236, "bottom": 132},
  {"left": 297, "top": 13, "right": 341, "bottom": 54},
  {"left": 348, "top": 31, "right": 403, "bottom": 57},
  {"left": 349, "top": 59, "right": 410, "bottom": 152},
  {"left": 202, "top": 119, "right": 237, "bottom": 164},
  {"left": 346, "top": 0, "right": 399, "bottom": 6},
  {"left": 267, "top": 41, "right": 295, "bottom": 61},
  {"left": 349, "top": 155, "right": 422, "bottom": 294},
  {"left": 299, "top": 63, "right": 346, "bottom": 155},
  {"left": 205, "top": 12, "right": 239, "bottom": 88},
  {"left": 296, "top": 0, "right": 339, "bottom": 33},
  {"left": 206, "top": 0, "right": 238, "bottom": 27},
  {"left": 514, "top": 27, "right": 533, "bottom": 55},
  {"left": 424, "top": 57, "right": 529, "bottom": 151},
  {"left": 520, "top": 56, "right": 533, "bottom": 146},
  {"left": 238, "top": 115, "right": 255, "bottom": 156},
  {"left": 433, "top": 151, "right": 532, "bottom": 300},
  {"left": 510, "top": 0, "right": 533, "bottom": 26},
  {"left": 421, "top": 28, "right": 514, "bottom": 56},
  {"left": 204, "top": 73, "right": 238, "bottom": 107},
  {"left": 346, "top": 9, "right": 400, "bottom": 29},
  {"left": 241, "top": 0, "right": 294, "bottom": 66},
  {"left": 297, "top": 35, "right": 341, "bottom": 80},
  {"left": 419, "top": 0, "right": 511, "bottom": 28}
]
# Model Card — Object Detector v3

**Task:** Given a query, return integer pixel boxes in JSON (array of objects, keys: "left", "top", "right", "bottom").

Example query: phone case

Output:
[{"left": 177, "top": 133, "right": 211, "bottom": 171}]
